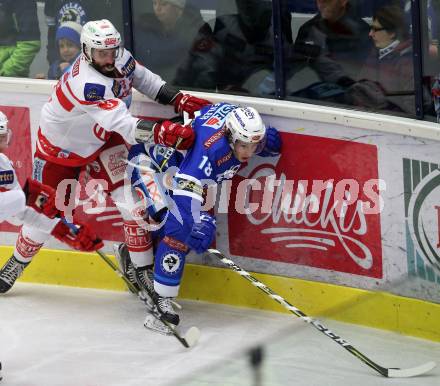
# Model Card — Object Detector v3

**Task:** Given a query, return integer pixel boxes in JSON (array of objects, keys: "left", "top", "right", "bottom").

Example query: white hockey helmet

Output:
[
  {"left": 225, "top": 107, "right": 266, "bottom": 145},
  {"left": 80, "top": 19, "right": 122, "bottom": 62},
  {"left": 0, "top": 111, "right": 11, "bottom": 145}
]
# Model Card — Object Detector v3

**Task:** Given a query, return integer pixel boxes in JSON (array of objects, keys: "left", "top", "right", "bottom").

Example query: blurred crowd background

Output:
[{"left": 1, "top": 0, "right": 439, "bottom": 121}]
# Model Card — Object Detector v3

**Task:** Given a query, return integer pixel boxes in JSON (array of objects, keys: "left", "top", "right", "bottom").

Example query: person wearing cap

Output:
[
  {"left": 43, "top": 0, "right": 122, "bottom": 64},
  {"left": 48, "top": 21, "right": 82, "bottom": 80}
]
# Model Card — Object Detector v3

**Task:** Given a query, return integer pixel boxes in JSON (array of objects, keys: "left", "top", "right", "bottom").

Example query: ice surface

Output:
[{"left": 0, "top": 283, "right": 439, "bottom": 386}]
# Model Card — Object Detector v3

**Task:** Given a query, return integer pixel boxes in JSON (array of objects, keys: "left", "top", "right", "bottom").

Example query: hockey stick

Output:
[
  {"left": 159, "top": 137, "right": 183, "bottom": 171},
  {"left": 95, "top": 249, "right": 200, "bottom": 348},
  {"left": 208, "top": 248, "right": 437, "bottom": 378},
  {"left": 60, "top": 219, "right": 200, "bottom": 348}
]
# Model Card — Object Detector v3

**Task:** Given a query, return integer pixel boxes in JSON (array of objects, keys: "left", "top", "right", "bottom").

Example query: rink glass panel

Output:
[
  {"left": 131, "top": 0, "right": 275, "bottom": 96},
  {"left": 0, "top": 0, "right": 125, "bottom": 80},
  {"left": 0, "top": 1, "right": 437, "bottom": 121}
]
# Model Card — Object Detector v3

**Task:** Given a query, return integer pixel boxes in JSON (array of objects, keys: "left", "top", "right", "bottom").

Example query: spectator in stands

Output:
[
  {"left": 192, "top": 0, "right": 291, "bottom": 94},
  {"left": 348, "top": 4, "right": 430, "bottom": 114},
  {"left": 47, "top": 22, "right": 82, "bottom": 80},
  {"left": 44, "top": 0, "right": 121, "bottom": 64},
  {"left": 0, "top": 0, "right": 41, "bottom": 77},
  {"left": 135, "top": 0, "right": 213, "bottom": 87},
  {"left": 293, "top": 0, "right": 371, "bottom": 85}
]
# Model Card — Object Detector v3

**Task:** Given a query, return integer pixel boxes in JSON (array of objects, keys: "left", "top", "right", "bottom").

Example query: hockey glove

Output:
[
  {"left": 185, "top": 213, "right": 216, "bottom": 254},
  {"left": 153, "top": 120, "right": 195, "bottom": 150},
  {"left": 23, "top": 178, "right": 59, "bottom": 218},
  {"left": 258, "top": 127, "right": 282, "bottom": 157},
  {"left": 173, "top": 93, "right": 211, "bottom": 118},
  {"left": 51, "top": 221, "right": 104, "bottom": 252}
]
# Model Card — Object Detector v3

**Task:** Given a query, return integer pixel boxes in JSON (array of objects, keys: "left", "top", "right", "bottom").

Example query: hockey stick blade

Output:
[
  {"left": 387, "top": 361, "right": 437, "bottom": 378},
  {"left": 150, "top": 310, "right": 201, "bottom": 348},
  {"left": 143, "top": 313, "right": 200, "bottom": 348},
  {"left": 183, "top": 326, "right": 201, "bottom": 347},
  {"left": 208, "top": 248, "right": 437, "bottom": 378}
]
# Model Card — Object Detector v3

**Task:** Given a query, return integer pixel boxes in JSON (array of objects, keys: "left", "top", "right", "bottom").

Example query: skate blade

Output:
[{"left": 144, "top": 313, "right": 173, "bottom": 335}]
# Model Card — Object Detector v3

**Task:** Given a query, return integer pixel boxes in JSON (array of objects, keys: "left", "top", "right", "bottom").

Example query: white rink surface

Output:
[{"left": 0, "top": 284, "right": 439, "bottom": 386}]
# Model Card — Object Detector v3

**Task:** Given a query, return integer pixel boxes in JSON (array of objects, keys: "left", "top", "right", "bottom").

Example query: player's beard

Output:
[{"left": 92, "top": 61, "right": 116, "bottom": 76}]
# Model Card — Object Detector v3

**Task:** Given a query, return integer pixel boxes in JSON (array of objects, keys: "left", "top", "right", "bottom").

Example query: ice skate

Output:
[
  {"left": 0, "top": 255, "right": 29, "bottom": 293},
  {"left": 113, "top": 243, "right": 140, "bottom": 293}
]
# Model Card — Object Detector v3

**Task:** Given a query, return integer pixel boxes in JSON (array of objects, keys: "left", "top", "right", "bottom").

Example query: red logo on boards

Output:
[{"left": 228, "top": 133, "right": 383, "bottom": 278}]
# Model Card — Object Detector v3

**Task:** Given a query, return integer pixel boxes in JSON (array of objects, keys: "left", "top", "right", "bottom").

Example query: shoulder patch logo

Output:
[
  {"left": 121, "top": 57, "right": 136, "bottom": 77},
  {"left": 84, "top": 83, "right": 106, "bottom": 102},
  {"left": 72, "top": 57, "right": 80, "bottom": 77},
  {"left": 0, "top": 170, "right": 14, "bottom": 185},
  {"left": 112, "top": 80, "right": 121, "bottom": 97}
]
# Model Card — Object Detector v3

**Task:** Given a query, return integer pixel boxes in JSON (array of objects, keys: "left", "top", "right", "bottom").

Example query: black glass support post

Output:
[
  {"left": 272, "top": 0, "right": 286, "bottom": 100},
  {"left": 122, "top": 0, "right": 134, "bottom": 54},
  {"left": 410, "top": 0, "right": 425, "bottom": 119}
]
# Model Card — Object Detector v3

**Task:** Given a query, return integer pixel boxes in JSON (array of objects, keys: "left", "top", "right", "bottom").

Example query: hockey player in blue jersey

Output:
[{"left": 115, "top": 102, "right": 282, "bottom": 331}]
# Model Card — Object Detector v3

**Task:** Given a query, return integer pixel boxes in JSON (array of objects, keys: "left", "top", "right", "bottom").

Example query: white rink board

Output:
[{"left": 0, "top": 79, "right": 439, "bottom": 304}]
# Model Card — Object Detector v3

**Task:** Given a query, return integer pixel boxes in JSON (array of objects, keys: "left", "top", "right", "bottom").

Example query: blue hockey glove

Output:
[
  {"left": 258, "top": 126, "right": 282, "bottom": 157},
  {"left": 185, "top": 213, "right": 216, "bottom": 254}
]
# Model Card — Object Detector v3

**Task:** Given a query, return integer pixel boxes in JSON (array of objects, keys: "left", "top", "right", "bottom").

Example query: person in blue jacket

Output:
[{"left": 115, "top": 102, "right": 282, "bottom": 332}]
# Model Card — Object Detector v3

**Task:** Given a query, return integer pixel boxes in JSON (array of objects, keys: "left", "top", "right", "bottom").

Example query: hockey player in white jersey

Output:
[
  {"left": 0, "top": 111, "right": 104, "bottom": 293},
  {"left": 1, "top": 19, "right": 211, "bottom": 292}
]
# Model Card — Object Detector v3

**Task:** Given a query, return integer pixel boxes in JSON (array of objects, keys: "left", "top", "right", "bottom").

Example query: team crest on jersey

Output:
[
  {"left": 84, "top": 83, "right": 105, "bottom": 101},
  {"left": 121, "top": 57, "right": 135, "bottom": 77},
  {"left": 0, "top": 170, "right": 14, "bottom": 185},
  {"left": 112, "top": 80, "right": 121, "bottom": 97},
  {"left": 161, "top": 252, "right": 182, "bottom": 275}
]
